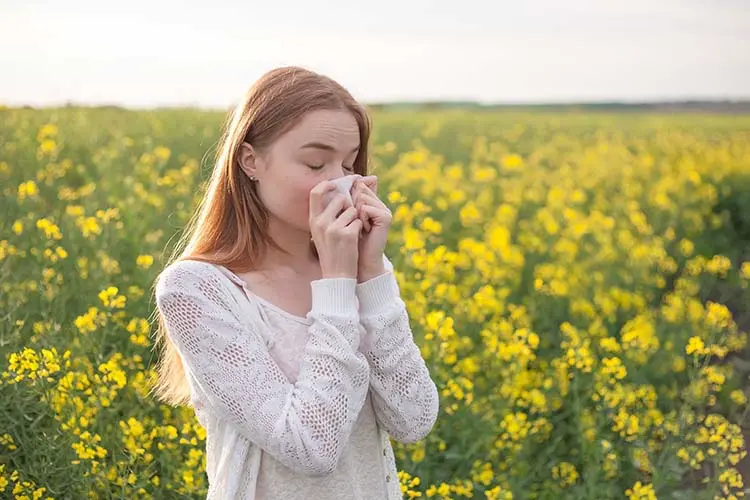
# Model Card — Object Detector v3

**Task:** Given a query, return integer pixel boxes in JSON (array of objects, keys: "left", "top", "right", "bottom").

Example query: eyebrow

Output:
[{"left": 300, "top": 142, "right": 359, "bottom": 154}]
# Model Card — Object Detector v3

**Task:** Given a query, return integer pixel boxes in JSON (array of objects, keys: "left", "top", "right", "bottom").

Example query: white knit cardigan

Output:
[{"left": 154, "top": 256, "right": 439, "bottom": 499}]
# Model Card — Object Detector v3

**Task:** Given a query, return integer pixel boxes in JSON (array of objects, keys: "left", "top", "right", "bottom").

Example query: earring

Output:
[{"left": 249, "top": 175, "right": 257, "bottom": 181}]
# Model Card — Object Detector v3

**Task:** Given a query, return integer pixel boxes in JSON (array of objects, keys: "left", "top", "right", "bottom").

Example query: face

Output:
[{"left": 240, "top": 109, "right": 361, "bottom": 233}]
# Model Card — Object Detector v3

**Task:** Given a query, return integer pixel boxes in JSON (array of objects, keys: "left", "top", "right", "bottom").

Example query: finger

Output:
[
  {"left": 330, "top": 206, "right": 359, "bottom": 230},
  {"left": 342, "top": 217, "right": 364, "bottom": 236},
  {"left": 360, "top": 175, "right": 378, "bottom": 192},
  {"left": 356, "top": 183, "right": 385, "bottom": 205},
  {"left": 354, "top": 191, "right": 386, "bottom": 210},
  {"left": 359, "top": 206, "right": 371, "bottom": 233},
  {"left": 354, "top": 192, "right": 383, "bottom": 232},
  {"left": 354, "top": 176, "right": 377, "bottom": 197},
  {"left": 309, "top": 180, "right": 337, "bottom": 216},
  {"left": 318, "top": 193, "right": 349, "bottom": 225},
  {"left": 360, "top": 204, "right": 392, "bottom": 226}
]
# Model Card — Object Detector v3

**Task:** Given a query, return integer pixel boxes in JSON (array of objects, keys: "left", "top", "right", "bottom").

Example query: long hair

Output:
[{"left": 148, "top": 66, "right": 372, "bottom": 406}]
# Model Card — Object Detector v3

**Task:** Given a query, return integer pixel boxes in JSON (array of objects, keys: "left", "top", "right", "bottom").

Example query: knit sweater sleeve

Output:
[
  {"left": 355, "top": 255, "right": 440, "bottom": 444},
  {"left": 154, "top": 260, "right": 370, "bottom": 476}
]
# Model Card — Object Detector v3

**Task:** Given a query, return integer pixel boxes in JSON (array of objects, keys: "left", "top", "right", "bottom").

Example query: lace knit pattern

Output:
[{"left": 155, "top": 257, "right": 439, "bottom": 499}]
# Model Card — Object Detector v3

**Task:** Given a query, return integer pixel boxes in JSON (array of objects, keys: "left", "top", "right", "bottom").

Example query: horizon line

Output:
[{"left": 4, "top": 97, "right": 750, "bottom": 112}]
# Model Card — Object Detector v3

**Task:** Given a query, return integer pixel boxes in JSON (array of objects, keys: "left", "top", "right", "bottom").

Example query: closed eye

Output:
[{"left": 307, "top": 163, "right": 354, "bottom": 172}]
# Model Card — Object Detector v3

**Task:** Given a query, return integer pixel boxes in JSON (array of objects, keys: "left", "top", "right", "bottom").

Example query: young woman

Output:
[{"left": 152, "top": 66, "right": 439, "bottom": 499}]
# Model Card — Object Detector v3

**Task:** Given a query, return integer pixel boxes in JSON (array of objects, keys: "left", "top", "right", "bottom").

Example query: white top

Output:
[{"left": 154, "top": 255, "right": 439, "bottom": 499}]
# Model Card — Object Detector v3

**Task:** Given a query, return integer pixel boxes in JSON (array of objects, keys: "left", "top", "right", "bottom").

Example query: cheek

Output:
[
  {"left": 260, "top": 177, "right": 310, "bottom": 215},
  {"left": 261, "top": 168, "right": 326, "bottom": 226},
  {"left": 292, "top": 179, "right": 320, "bottom": 220}
]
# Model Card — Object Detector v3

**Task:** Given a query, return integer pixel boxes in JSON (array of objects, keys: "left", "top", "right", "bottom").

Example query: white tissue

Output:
[{"left": 324, "top": 174, "right": 359, "bottom": 207}]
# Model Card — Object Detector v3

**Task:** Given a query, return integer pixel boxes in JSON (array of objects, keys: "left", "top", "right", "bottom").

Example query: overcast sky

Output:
[{"left": 1, "top": 0, "right": 748, "bottom": 108}]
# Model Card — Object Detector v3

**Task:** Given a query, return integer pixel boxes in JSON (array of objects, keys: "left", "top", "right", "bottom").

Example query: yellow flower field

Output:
[{"left": 1, "top": 106, "right": 749, "bottom": 499}]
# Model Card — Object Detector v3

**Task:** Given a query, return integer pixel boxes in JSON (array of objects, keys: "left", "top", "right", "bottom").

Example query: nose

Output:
[
  {"left": 329, "top": 170, "right": 360, "bottom": 182},
  {"left": 329, "top": 175, "right": 358, "bottom": 204},
  {"left": 330, "top": 167, "right": 358, "bottom": 180}
]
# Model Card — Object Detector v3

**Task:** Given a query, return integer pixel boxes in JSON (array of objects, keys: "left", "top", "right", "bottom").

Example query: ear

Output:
[{"left": 238, "top": 142, "right": 259, "bottom": 180}]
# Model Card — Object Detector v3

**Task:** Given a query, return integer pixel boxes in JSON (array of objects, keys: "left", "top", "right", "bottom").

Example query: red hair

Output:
[{"left": 149, "top": 66, "right": 372, "bottom": 406}]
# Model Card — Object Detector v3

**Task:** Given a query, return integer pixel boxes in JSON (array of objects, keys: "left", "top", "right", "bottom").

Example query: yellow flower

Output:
[
  {"left": 410, "top": 445, "right": 425, "bottom": 463},
  {"left": 600, "top": 337, "right": 621, "bottom": 353},
  {"left": 705, "top": 254, "right": 732, "bottom": 277},
  {"left": 679, "top": 239, "right": 694, "bottom": 256},
  {"left": 38, "top": 139, "right": 57, "bottom": 154},
  {"left": 612, "top": 408, "right": 640, "bottom": 440},
  {"left": 472, "top": 166, "right": 497, "bottom": 183},
  {"left": 76, "top": 216, "right": 102, "bottom": 238},
  {"left": 0, "top": 433, "right": 18, "bottom": 451},
  {"left": 485, "top": 486, "right": 513, "bottom": 500},
  {"left": 620, "top": 314, "right": 659, "bottom": 363},
  {"left": 388, "top": 191, "right": 406, "bottom": 204},
  {"left": 730, "top": 390, "right": 747, "bottom": 406},
  {"left": 719, "top": 468, "right": 744, "bottom": 492},
  {"left": 98, "top": 286, "right": 126, "bottom": 308},
  {"left": 37, "top": 123, "right": 58, "bottom": 140},
  {"left": 403, "top": 227, "right": 425, "bottom": 251},
  {"left": 65, "top": 205, "right": 85, "bottom": 216},
  {"left": 625, "top": 481, "right": 656, "bottom": 500},
  {"left": 74, "top": 307, "right": 107, "bottom": 334},
  {"left": 501, "top": 153, "right": 523, "bottom": 170},
  {"left": 601, "top": 357, "right": 627, "bottom": 382},
  {"left": 96, "top": 207, "right": 120, "bottom": 223},
  {"left": 632, "top": 447, "right": 652, "bottom": 473},
  {"left": 449, "top": 189, "right": 467, "bottom": 205},
  {"left": 154, "top": 146, "right": 171, "bottom": 161},
  {"left": 551, "top": 461, "right": 578, "bottom": 488},
  {"left": 136, "top": 255, "right": 154, "bottom": 269},
  {"left": 672, "top": 356, "right": 686, "bottom": 372},
  {"left": 459, "top": 201, "right": 482, "bottom": 226},
  {"left": 741, "top": 262, "right": 750, "bottom": 281},
  {"left": 705, "top": 302, "right": 733, "bottom": 330},
  {"left": 702, "top": 366, "right": 726, "bottom": 390},
  {"left": 35, "top": 218, "right": 63, "bottom": 240},
  {"left": 420, "top": 217, "right": 443, "bottom": 234},
  {"left": 686, "top": 336, "right": 706, "bottom": 356}
]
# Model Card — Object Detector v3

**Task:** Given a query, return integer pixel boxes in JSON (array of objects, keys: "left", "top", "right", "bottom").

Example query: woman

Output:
[{"left": 152, "top": 66, "right": 439, "bottom": 499}]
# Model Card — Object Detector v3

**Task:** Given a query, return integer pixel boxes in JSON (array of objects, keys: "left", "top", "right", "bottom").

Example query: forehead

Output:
[{"left": 284, "top": 109, "right": 360, "bottom": 150}]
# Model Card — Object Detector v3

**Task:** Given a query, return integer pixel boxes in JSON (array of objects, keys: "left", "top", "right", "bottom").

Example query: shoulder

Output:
[
  {"left": 154, "top": 259, "right": 252, "bottom": 351},
  {"left": 156, "top": 258, "right": 219, "bottom": 287},
  {"left": 155, "top": 259, "right": 229, "bottom": 303}
]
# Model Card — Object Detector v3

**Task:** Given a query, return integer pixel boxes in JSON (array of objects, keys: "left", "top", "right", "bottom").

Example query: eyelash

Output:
[{"left": 307, "top": 163, "right": 354, "bottom": 172}]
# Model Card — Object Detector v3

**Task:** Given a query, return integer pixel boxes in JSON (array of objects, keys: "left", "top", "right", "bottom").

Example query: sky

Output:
[{"left": 1, "top": 0, "right": 748, "bottom": 108}]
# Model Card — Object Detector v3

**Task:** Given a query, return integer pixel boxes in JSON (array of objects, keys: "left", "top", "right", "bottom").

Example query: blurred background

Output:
[{"left": 1, "top": 2, "right": 750, "bottom": 499}]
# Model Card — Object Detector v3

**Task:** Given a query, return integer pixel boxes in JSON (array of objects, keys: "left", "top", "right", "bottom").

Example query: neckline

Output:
[{"left": 213, "top": 263, "right": 313, "bottom": 326}]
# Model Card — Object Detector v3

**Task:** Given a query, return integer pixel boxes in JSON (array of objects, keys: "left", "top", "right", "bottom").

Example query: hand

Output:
[
  {"left": 352, "top": 176, "right": 392, "bottom": 282},
  {"left": 309, "top": 180, "right": 363, "bottom": 279}
]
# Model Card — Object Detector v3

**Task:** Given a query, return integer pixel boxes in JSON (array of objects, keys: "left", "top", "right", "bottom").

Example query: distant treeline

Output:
[
  {"left": 367, "top": 100, "right": 750, "bottom": 113},
  {"left": 6, "top": 100, "right": 750, "bottom": 114}
]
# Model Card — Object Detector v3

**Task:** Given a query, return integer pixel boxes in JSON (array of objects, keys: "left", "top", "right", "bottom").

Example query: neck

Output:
[{"left": 259, "top": 216, "right": 319, "bottom": 273}]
